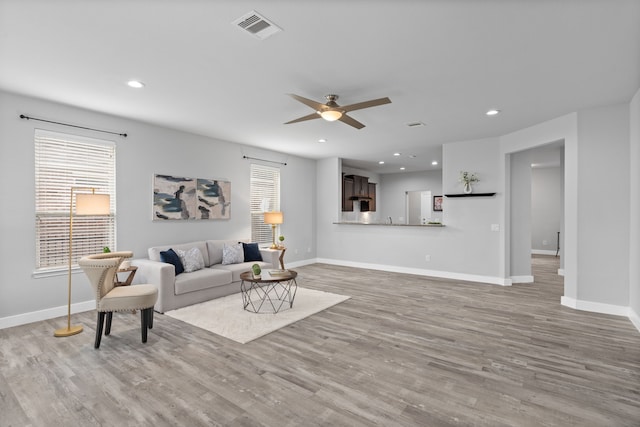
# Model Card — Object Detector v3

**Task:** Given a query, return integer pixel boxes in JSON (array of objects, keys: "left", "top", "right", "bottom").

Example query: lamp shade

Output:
[
  {"left": 76, "top": 193, "right": 110, "bottom": 215},
  {"left": 320, "top": 110, "right": 343, "bottom": 122},
  {"left": 263, "top": 211, "right": 283, "bottom": 225}
]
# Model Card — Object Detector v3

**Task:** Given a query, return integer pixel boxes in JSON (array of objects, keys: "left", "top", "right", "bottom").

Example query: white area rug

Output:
[{"left": 164, "top": 288, "right": 350, "bottom": 344}]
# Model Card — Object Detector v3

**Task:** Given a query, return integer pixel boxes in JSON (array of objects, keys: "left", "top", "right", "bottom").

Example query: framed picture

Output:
[{"left": 433, "top": 195, "right": 443, "bottom": 212}]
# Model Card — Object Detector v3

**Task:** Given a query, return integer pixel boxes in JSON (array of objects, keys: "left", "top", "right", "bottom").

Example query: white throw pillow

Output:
[
  {"left": 222, "top": 242, "right": 244, "bottom": 265},
  {"left": 176, "top": 247, "right": 205, "bottom": 273}
]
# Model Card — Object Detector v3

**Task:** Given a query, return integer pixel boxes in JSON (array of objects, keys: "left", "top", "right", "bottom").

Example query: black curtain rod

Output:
[
  {"left": 242, "top": 155, "right": 287, "bottom": 166},
  {"left": 19, "top": 114, "right": 128, "bottom": 137}
]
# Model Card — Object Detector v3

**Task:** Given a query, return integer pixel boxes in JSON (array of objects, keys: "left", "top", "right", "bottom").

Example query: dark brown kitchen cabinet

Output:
[
  {"left": 367, "top": 182, "right": 376, "bottom": 211},
  {"left": 350, "top": 175, "right": 369, "bottom": 197},
  {"left": 342, "top": 175, "right": 354, "bottom": 211}
]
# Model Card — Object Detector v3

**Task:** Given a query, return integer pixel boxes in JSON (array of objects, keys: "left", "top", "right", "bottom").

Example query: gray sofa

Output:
[{"left": 132, "top": 239, "right": 279, "bottom": 313}]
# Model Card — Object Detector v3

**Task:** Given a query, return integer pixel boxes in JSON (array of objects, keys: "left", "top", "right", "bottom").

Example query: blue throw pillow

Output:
[
  {"left": 241, "top": 242, "right": 263, "bottom": 262},
  {"left": 160, "top": 248, "right": 184, "bottom": 275}
]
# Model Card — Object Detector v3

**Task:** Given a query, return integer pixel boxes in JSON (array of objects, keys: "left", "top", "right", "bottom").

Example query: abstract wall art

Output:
[{"left": 153, "top": 174, "right": 230, "bottom": 220}]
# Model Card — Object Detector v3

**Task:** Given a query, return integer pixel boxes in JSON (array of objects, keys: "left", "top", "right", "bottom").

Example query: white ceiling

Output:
[{"left": 1, "top": 1, "right": 639, "bottom": 174}]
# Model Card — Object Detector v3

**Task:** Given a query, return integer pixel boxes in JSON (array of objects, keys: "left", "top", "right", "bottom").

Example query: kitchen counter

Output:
[{"left": 333, "top": 222, "right": 444, "bottom": 227}]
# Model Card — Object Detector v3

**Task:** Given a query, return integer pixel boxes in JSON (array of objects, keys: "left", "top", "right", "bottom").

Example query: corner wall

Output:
[{"left": 630, "top": 88, "right": 640, "bottom": 329}]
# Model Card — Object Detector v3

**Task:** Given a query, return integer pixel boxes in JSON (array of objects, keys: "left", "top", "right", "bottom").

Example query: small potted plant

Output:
[
  {"left": 251, "top": 263, "right": 262, "bottom": 279},
  {"left": 278, "top": 235, "right": 285, "bottom": 249},
  {"left": 459, "top": 171, "right": 479, "bottom": 194},
  {"left": 103, "top": 246, "right": 111, "bottom": 253}
]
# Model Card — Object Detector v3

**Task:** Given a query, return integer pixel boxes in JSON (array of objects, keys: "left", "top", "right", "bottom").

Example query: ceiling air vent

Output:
[
  {"left": 232, "top": 10, "right": 282, "bottom": 40},
  {"left": 406, "top": 121, "right": 425, "bottom": 128}
]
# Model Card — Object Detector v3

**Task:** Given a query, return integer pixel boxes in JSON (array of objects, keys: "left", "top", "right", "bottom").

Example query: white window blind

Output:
[
  {"left": 34, "top": 129, "right": 116, "bottom": 273},
  {"left": 250, "top": 164, "right": 280, "bottom": 244}
]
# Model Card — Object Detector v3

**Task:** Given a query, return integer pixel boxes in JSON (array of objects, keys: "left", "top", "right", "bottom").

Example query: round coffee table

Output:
[{"left": 239, "top": 270, "right": 298, "bottom": 313}]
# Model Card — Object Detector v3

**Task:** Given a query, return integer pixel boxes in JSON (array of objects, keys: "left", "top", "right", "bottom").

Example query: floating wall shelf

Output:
[{"left": 444, "top": 193, "right": 496, "bottom": 198}]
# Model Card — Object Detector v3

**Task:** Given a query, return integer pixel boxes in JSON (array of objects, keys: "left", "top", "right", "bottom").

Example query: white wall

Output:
[
  {"left": 630, "top": 88, "right": 640, "bottom": 327},
  {"left": 379, "top": 170, "right": 442, "bottom": 224},
  {"left": 0, "top": 90, "right": 316, "bottom": 322},
  {"left": 316, "top": 138, "right": 507, "bottom": 285},
  {"left": 509, "top": 150, "right": 533, "bottom": 279},
  {"left": 531, "top": 167, "right": 562, "bottom": 252},
  {"left": 576, "top": 104, "right": 630, "bottom": 307}
]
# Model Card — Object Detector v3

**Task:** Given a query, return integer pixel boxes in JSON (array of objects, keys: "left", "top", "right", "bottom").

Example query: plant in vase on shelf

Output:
[
  {"left": 278, "top": 235, "right": 285, "bottom": 249},
  {"left": 459, "top": 171, "right": 479, "bottom": 194}
]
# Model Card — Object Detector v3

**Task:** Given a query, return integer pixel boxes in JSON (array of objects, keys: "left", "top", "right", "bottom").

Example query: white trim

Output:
[
  {"left": 285, "top": 258, "right": 317, "bottom": 269},
  {"left": 630, "top": 308, "right": 640, "bottom": 333},
  {"left": 558, "top": 268, "right": 565, "bottom": 276},
  {"left": 0, "top": 300, "right": 94, "bottom": 330},
  {"left": 531, "top": 249, "right": 557, "bottom": 256},
  {"left": 560, "top": 296, "right": 629, "bottom": 317},
  {"left": 510, "top": 275, "right": 534, "bottom": 283},
  {"left": 316, "top": 258, "right": 512, "bottom": 286}
]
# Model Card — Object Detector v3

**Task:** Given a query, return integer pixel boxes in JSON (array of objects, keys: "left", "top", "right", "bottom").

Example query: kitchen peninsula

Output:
[{"left": 333, "top": 221, "right": 444, "bottom": 227}]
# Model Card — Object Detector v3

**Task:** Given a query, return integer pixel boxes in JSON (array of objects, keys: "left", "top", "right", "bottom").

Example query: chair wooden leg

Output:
[
  {"left": 148, "top": 308, "right": 154, "bottom": 329},
  {"left": 95, "top": 312, "right": 106, "bottom": 349},
  {"left": 105, "top": 312, "right": 113, "bottom": 335},
  {"left": 141, "top": 308, "right": 148, "bottom": 343}
]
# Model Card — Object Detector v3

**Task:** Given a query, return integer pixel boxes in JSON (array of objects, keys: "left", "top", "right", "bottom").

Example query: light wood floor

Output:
[{"left": 1, "top": 256, "right": 639, "bottom": 426}]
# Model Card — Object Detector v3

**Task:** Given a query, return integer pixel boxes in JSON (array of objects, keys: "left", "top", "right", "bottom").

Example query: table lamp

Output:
[
  {"left": 54, "top": 188, "right": 110, "bottom": 337},
  {"left": 263, "top": 211, "right": 283, "bottom": 249}
]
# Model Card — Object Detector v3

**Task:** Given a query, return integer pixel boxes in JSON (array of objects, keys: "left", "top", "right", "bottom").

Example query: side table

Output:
[
  {"left": 115, "top": 266, "right": 138, "bottom": 286},
  {"left": 277, "top": 247, "right": 286, "bottom": 269}
]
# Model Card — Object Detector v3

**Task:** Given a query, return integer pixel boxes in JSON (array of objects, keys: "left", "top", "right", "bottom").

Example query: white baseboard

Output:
[
  {"left": 316, "top": 258, "right": 512, "bottom": 286},
  {"left": 0, "top": 300, "right": 95, "bottom": 330},
  {"left": 531, "top": 249, "right": 558, "bottom": 256},
  {"left": 629, "top": 307, "right": 640, "bottom": 333},
  {"left": 558, "top": 268, "right": 565, "bottom": 276},
  {"left": 510, "top": 275, "right": 534, "bottom": 283},
  {"left": 560, "top": 296, "right": 630, "bottom": 317},
  {"left": 286, "top": 258, "right": 317, "bottom": 269}
]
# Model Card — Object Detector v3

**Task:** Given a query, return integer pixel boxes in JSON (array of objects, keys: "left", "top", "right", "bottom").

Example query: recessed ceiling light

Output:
[
  {"left": 378, "top": 161, "right": 385, "bottom": 165},
  {"left": 318, "top": 138, "right": 326, "bottom": 143},
  {"left": 393, "top": 152, "right": 401, "bottom": 156},
  {"left": 127, "top": 80, "right": 145, "bottom": 89},
  {"left": 432, "top": 161, "right": 438, "bottom": 165},
  {"left": 486, "top": 109, "right": 500, "bottom": 116},
  {"left": 400, "top": 167, "right": 406, "bottom": 170}
]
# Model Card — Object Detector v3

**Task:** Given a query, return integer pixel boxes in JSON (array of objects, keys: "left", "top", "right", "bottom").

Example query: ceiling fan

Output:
[{"left": 284, "top": 94, "right": 391, "bottom": 129}]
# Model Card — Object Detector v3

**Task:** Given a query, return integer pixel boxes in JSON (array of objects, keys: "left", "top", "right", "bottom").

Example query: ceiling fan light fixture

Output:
[{"left": 319, "top": 110, "right": 343, "bottom": 122}]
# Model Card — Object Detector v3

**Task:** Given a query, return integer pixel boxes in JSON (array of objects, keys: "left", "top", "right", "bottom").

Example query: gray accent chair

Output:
[{"left": 79, "top": 251, "right": 158, "bottom": 349}]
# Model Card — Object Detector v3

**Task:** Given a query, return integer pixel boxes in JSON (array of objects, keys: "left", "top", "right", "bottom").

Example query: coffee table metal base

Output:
[{"left": 241, "top": 276, "right": 298, "bottom": 313}]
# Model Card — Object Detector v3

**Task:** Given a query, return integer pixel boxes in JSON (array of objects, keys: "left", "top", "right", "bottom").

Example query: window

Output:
[
  {"left": 250, "top": 164, "right": 280, "bottom": 244},
  {"left": 34, "top": 129, "right": 116, "bottom": 274}
]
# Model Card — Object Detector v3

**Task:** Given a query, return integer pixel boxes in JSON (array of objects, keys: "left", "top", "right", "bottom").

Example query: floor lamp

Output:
[
  {"left": 263, "top": 211, "right": 283, "bottom": 249},
  {"left": 54, "top": 188, "right": 110, "bottom": 337}
]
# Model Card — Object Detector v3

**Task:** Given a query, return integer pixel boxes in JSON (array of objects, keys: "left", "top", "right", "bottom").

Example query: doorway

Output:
[{"left": 509, "top": 141, "right": 565, "bottom": 282}]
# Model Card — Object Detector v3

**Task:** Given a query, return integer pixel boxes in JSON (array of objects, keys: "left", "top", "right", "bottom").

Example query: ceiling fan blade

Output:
[
  {"left": 338, "top": 113, "right": 365, "bottom": 129},
  {"left": 341, "top": 97, "right": 391, "bottom": 113},
  {"left": 287, "top": 94, "right": 326, "bottom": 111},
  {"left": 284, "top": 112, "right": 321, "bottom": 125}
]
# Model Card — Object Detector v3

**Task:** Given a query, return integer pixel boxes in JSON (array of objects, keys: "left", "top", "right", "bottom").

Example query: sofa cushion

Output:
[
  {"left": 222, "top": 242, "right": 244, "bottom": 265},
  {"left": 211, "top": 261, "right": 271, "bottom": 282},
  {"left": 149, "top": 241, "right": 210, "bottom": 267},
  {"left": 242, "top": 242, "right": 263, "bottom": 262},
  {"left": 176, "top": 247, "right": 205, "bottom": 273},
  {"left": 174, "top": 268, "right": 232, "bottom": 295},
  {"left": 206, "top": 239, "right": 244, "bottom": 265},
  {"left": 159, "top": 248, "right": 184, "bottom": 275}
]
